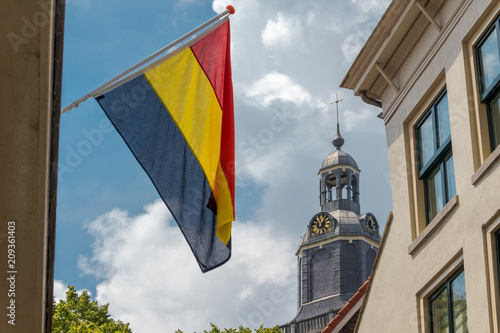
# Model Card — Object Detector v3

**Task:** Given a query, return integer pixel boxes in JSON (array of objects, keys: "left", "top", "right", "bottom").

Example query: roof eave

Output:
[{"left": 340, "top": 0, "right": 411, "bottom": 95}]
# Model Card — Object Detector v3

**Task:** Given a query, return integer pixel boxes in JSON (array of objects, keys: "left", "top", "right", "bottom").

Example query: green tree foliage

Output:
[
  {"left": 175, "top": 323, "right": 283, "bottom": 333},
  {"left": 53, "top": 285, "right": 132, "bottom": 333}
]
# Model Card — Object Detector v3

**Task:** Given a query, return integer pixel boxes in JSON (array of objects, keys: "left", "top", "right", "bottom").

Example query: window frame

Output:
[
  {"left": 484, "top": 214, "right": 500, "bottom": 332},
  {"left": 475, "top": 15, "right": 500, "bottom": 151},
  {"left": 476, "top": 18, "right": 500, "bottom": 102},
  {"left": 429, "top": 267, "right": 468, "bottom": 333},
  {"left": 415, "top": 90, "right": 454, "bottom": 224},
  {"left": 486, "top": 90, "right": 500, "bottom": 151}
]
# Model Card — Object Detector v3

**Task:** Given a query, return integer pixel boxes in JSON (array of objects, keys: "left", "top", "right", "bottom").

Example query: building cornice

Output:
[
  {"left": 341, "top": 0, "right": 473, "bottom": 125},
  {"left": 381, "top": 0, "right": 473, "bottom": 124},
  {"left": 296, "top": 235, "right": 379, "bottom": 256}
]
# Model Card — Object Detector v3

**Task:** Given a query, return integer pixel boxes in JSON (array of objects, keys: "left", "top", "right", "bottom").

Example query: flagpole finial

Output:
[{"left": 226, "top": 5, "right": 235, "bottom": 14}]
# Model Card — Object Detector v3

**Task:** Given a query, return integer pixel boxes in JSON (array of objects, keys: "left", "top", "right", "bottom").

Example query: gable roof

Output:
[
  {"left": 292, "top": 295, "right": 348, "bottom": 323},
  {"left": 321, "top": 278, "right": 369, "bottom": 333}
]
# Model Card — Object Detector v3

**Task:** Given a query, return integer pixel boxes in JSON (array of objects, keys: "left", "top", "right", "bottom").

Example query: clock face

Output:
[
  {"left": 310, "top": 213, "right": 333, "bottom": 237},
  {"left": 365, "top": 214, "right": 378, "bottom": 236}
]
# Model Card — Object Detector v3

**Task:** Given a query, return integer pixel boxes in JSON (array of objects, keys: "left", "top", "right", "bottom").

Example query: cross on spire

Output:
[{"left": 330, "top": 91, "right": 345, "bottom": 150}]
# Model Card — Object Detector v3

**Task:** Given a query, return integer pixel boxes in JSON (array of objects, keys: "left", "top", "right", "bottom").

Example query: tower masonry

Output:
[{"left": 281, "top": 104, "right": 381, "bottom": 333}]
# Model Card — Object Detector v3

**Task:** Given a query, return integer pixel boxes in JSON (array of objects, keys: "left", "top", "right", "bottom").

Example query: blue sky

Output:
[{"left": 55, "top": 0, "right": 392, "bottom": 332}]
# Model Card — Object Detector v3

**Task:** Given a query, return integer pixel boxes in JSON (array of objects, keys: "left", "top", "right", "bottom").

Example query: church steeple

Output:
[
  {"left": 281, "top": 96, "right": 381, "bottom": 333},
  {"left": 319, "top": 97, "right": 360, "bottom": 214}
]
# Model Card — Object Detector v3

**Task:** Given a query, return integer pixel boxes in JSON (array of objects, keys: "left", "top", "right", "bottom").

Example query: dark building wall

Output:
[
  {"left": 298, "top": 239, "right": 378, "bottom": 308},
  {"left": 359, "top": 241, "right": 378, "bottom": 281},
  {"left": 342, "top": 243, "right": 358, "bottom": 294},
  {"left": 365, "top": 248, "right": 377, "bottom": 278},
  {"left": 310, "top": 249, "right": 334, "bottom": 300}
]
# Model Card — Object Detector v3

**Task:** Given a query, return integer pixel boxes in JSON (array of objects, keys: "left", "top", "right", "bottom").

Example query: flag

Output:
[{"left": 95, "top": 19, "right": 234, "bottom": 273}]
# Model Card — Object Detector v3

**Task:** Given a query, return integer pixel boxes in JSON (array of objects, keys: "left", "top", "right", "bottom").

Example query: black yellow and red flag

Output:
[{"left": 66, "top": 7, "right": 236, "bottom": 272}]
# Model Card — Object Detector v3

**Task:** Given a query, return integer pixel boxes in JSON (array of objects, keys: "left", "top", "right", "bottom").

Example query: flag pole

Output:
[{"left": 61, "top": 5, "right": 236, "bottom": 114}]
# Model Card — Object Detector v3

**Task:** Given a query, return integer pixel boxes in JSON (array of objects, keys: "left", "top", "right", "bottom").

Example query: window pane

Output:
[
  {"left": 446, "top": 155, "right": 456, "bottom": 200},
  {"left": 437, "top": 94, "right": 451, "bottom": 147},
  {"left": 451, "top": 272, "right": 468, "bottom": 333},
  {"left": 490, "top": 92, "right": 500, "bottom": 149},
  {"left": 419, "top": 114, "right": 436, "bottom": 168},
  {"left": 426, "top": 165, "right": 444, "bottom": 222},
  {"left": 479, "top": 27, "right": 500, "bottom": 92},
  {"left": 431, "top": 288, "right": 450, "bottom": 333}
]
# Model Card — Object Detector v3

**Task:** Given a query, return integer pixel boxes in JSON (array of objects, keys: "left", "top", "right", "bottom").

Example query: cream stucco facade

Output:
[{"left": 341, "top": 0, "right": 500, "bottom": 331}]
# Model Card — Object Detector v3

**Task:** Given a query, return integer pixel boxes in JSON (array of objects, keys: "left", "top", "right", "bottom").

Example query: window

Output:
[
  {"left": 416, "top": 91, "right": 456, "bottom": 223},
  {"left": 429, "top": 268, "right": 468, "bottom": 333},
  {"left": 476, "top": 16, "right": 500, "bottom": 150}
]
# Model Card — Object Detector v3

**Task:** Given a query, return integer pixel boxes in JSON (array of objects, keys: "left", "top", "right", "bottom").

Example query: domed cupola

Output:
[
  {"left": 318, "top": 104, "right": 360, "bottom": 215},
  {"left": 320, "top": 149, "right": 359, "bottom": 171}
]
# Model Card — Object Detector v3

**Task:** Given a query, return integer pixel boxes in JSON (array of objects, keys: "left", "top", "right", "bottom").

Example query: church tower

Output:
[{"left": 281, "top": 100, "right": 381, "bottom": 333}]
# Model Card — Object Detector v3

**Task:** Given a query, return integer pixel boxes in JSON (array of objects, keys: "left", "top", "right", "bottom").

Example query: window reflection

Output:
[
  {"left": 419, "top": 114, "right": 435, "bottom": 168},
  {"left": 446, "top": 155, "right": 456, "bottom": 199},
  {"left": 417, "top": 90, "right": 454, "bottom": 223},
  {"left": 477, "top": 20, "right": 500, "bottom": 151},
  {"left": 431, "top": 288, "right": 450, "bottom": 333},
  {"left": 451, "top": 273, "right": 468, "bottom": 333},
  {"left": 426, "top": 165, "right": 444, "bottom": 221},
  {"left": 437, "top": 95, "right": 451, "bottom": 146},
  {"left": 430, "top": 269, "right": 468, "bottom": 333},
  {"left": 479, "top": 27, "right": 500, "bottom": 91}
]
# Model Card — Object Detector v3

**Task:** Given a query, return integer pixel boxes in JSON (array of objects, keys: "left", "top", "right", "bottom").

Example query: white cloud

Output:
[
  {"left": 305, "top": 11, "right": 316, "bottom": 25},
  {"left": 212, "top": 0, "right": 230, "bottom": 13},
  {"left": 341, "top": 31, "right": 367, "bottom": 63},
  {"left": 79, "top": 200, "right": 296, "bottom": 333},
  {"left": 350, "top": 0, "right": 391, "bottom": 13},
  {"left": 53, "top": 280, "right": 91, "bottom": 302},
  {"left": 212, "top": 0, "right": 259, "bottom": 22},
  {"left": 338, "top": 0, "right": 391, "bottom": 63},
  {"left": 261, "top": 12, "right": 302, "bottom": 49},
  {"left": 245, "top": 72, "right": 313, "bottom": 107},
  {"left": 343, "top": 107, "right": 382, "bottom": 133},
  {"left": 53, "top": 280, "right": 68, "bottom": 302}
]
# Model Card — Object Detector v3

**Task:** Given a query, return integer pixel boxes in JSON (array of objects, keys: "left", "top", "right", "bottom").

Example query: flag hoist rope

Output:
[{"left": 61, "top": 5, "right": 235, "bottom": 114}]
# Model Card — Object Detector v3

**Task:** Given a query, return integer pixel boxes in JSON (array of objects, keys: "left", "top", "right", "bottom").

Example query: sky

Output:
[{"left": 55, "top": 0, "right": 393, "bottom": 332}]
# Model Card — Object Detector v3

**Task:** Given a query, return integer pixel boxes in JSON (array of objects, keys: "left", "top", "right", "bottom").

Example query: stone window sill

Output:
[
  {"left": 408, "top": 195, "right": 459, "bottom": 255},
  {"left": 472, "top": 144, "right": 500, "bottom": 185}
]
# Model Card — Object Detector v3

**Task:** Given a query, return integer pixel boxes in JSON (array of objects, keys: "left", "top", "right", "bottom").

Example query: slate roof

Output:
[
  {"left": 291, "top": 295, "right": 351, "bottom": 322},
  {"left": 321, "top": 149, "right": 359, "bottom": 170}
]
